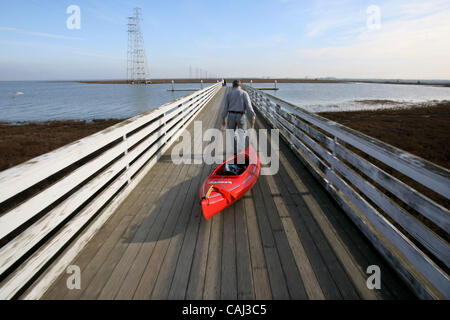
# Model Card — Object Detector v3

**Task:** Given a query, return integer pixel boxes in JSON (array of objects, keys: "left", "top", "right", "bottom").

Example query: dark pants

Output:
[
  {"left": 227, "top": 112, "right": 247, "bottom": 131},
  {"left": 227, "top": 113, "right": 247, "bottom": 156}
]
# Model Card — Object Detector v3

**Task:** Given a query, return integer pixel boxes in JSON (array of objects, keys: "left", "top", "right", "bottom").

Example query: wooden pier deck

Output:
[{"left": 42, "top": 88, "right": 414, "bottom": 300}]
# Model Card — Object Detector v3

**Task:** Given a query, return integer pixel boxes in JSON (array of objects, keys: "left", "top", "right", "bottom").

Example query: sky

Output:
[{"left": 0, "top": 0, "right": 449, "bottom": 80}]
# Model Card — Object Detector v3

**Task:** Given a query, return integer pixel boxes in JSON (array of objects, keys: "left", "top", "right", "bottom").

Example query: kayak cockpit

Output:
[{"left": 214, "top": 161, "right": 249, "bottom": 176}]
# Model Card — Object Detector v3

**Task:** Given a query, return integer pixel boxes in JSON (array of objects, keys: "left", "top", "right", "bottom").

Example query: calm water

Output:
[
  {"left": 250, "top": 82, "right": 450, "bottom": 112},
  {"left": 1, "top": 81, "right": 450, "bottom": 123},
  {"left": 0, "top": 81, "right": 207, "bottom": 123}
]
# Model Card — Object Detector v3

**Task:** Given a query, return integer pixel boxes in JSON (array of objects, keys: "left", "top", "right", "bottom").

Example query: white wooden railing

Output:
[
  {"left": 0, "top": 82, "right": 221, "bottom": 299},
  {"left": 244, "top": 85, "right": 450, "bottom": 300}
]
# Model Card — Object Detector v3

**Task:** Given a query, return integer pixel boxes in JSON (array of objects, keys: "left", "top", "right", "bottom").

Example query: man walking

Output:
[{"left": 220, "top": 80, "right": 256, "bottom": 154}]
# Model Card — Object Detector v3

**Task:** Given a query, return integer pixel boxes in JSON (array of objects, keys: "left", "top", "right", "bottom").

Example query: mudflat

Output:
[
  {"left": 0, "top": 119, "right": 123, "bottom": 172},
  {"left": 319, "top": 101, "right": 450, "bottom": 170}
]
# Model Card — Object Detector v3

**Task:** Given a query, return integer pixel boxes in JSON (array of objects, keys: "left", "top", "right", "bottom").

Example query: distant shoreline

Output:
[{"left": 75, "top": 78, "right": 450, "bottom": 87}]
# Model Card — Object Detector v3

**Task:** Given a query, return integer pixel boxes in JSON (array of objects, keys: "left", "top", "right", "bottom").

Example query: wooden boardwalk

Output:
[{"left": 42, "top": 88, "right": 414, "bottom": 300}]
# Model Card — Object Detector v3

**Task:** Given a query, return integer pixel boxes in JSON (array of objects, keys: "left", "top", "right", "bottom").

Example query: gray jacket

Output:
[{"left": 220, "top": 88, "right": 256, "bottom": 121}]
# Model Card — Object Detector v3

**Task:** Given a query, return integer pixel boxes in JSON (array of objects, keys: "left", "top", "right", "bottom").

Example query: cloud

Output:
[
  {"left": 296, "top": 1, "right": 450, "bottom": 78},
  {"left": 396, "top": 0, "right": 450, "bottom": 17},
  {"left": 303, "top": 0, "right": 363, "bottom": 38},
  {"left": 0, "top": 27, "right": 83, "bottom": 40}
]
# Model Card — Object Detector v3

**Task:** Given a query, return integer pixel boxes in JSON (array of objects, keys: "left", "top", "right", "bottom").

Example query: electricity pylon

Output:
[{"left": 127, "top": 8, "right": 150, "bottom": 84}]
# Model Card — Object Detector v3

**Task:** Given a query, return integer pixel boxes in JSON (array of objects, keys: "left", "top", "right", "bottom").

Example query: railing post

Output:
[
  {"left": 265, "top": 98, "right": 272, "bottom": 114},
  {"left": 328, "top": 136, "right": 338, "bottom": 188},
  {"left": 122, "top": 133, "right": 131, "bottom": 184},
  {"left": 274, "top": 104, "right": 281, "bottom": 128}
]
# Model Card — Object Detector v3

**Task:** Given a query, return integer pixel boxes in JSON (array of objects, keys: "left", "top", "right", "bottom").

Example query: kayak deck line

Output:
[{"left": 39, "top": 87, "right": 414, "bottom": 300}]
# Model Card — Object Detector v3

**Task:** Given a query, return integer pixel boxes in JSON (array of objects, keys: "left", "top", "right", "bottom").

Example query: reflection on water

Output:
[{"left": 0, "top": 81, "right": 206, "bottom": 123}]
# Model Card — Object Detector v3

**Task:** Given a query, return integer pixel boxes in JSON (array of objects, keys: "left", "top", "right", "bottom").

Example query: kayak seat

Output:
[
  {"left": 219, "top": 163, "right": 247, "bottom": 176},
  {"left": 215, "top": 154, "right": 249, "bottom": 176}
]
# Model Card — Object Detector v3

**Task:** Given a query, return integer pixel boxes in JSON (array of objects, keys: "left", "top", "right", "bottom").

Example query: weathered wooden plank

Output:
[
  {"left": 152, "top": 93, "right": 223, "bottom": 299},
  {"left": 0, "top": 156, "right": 126, "bottom": 277},
  {"left": 184, "top": 217, "right": 211, "bottom": 299},
  {"left": 101, "top": 169, "right": 199, "bottom": 300},
  {"left": 203, "top": 212, "right": 223, "bottom": 299},
  {"left": 38, "top": 160, "right": 169, "bottom": 300},
  {"left": 335, "top": 143, "right": 449, "bottom": 233},
  {"left": 275, "top": 112, "right": 334, "bottom": 166},
  {"left": 149, "top": 168, "right": 203, "bottom": 299},
  {"left": 311, "top": 186, "right": 414, "bottom": 299},
  {"left": 251, "top": 180, "right": 291, "bottom": 299},
  {"left": 169, "top": 90, "right": 227, "bottom": 299},
  {"left": 0, "top": 172, "right": 129, "bottom": 299},
  {"left": 273, "top": 147, "right": 344, "bottom": 300},
  {"left": 277, "top": 142, "right": 381, "bottom": 300},
  {"left": 123, "top": 91, "right": 220, "bottom": 300},
  {"left": 221, "top": 205, "right": 237, "bottom": 299},
  {"left": 328, "top": 170, "right": 449, "bottom": 299},
  {"left": 276, "top": 117, "right": 331, "bottom": 182},
  {"left": 331, "top": 157, "right": 449, "bottom": 268},
  {"left": 40, "top": 210, "right": 133, "bottom": 300},
  {"left": 243, "top": 191, "right": 271, "bottom": 299},
  {"left": 271, "top": 117, "right": 430, "bottom": 299},
  {"left": 277, "top": 107, "right": 334, "bottom": 150},
  {"left": 127, "top": 169, "right": 194, "bottom": 299},
  {"left": 297, "top": 197, "right": 363, "bottom": 299},
  {"left": 255, "top": 110, "right": 378, "bottom": 297},
  {"left": 62, "top": 156, "right": 180, "bottom": 300},
  {"left": 63, "top": 160, "right": 183, "bottom": 300},
  {"left": 113, "top": 193, "right": 185, "bottom": 300},
  {"left": 174, "top": 163, "right": 216, "bottom": 299},
  {"left": 166, "top": 173, "right": 206, "bottom": 299},
  {"left": 0, "top": 136, "right": 127, "bottom": 241},
  {"left": 264, "top": 173, "right": 325, "bottom": 300},
  {"left": 173, "top": 176, "right": 211, "bottom": 299},
  {"left": 281, "top": 150, "right": 403, "bottom": 299},
  {"left": 234, "top": 197, "right": 254, "bottom": 300}
]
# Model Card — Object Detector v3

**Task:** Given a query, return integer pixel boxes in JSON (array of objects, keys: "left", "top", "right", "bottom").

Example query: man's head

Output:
[{"left": 232, "top": 80, "right": 242, "bottom": 88}]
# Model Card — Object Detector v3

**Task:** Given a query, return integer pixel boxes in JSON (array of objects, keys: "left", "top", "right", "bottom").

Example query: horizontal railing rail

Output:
[
  {"left": 244, "top": 85, "right": 450, "bottom": 300},
  {"left": 0, "top": 82, "right": 221, "bottom": 299}
]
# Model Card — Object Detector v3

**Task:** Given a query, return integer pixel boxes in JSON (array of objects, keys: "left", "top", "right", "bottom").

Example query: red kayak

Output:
[{"left": 200, "top": 145, "right": 261, "bottom": 220}]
